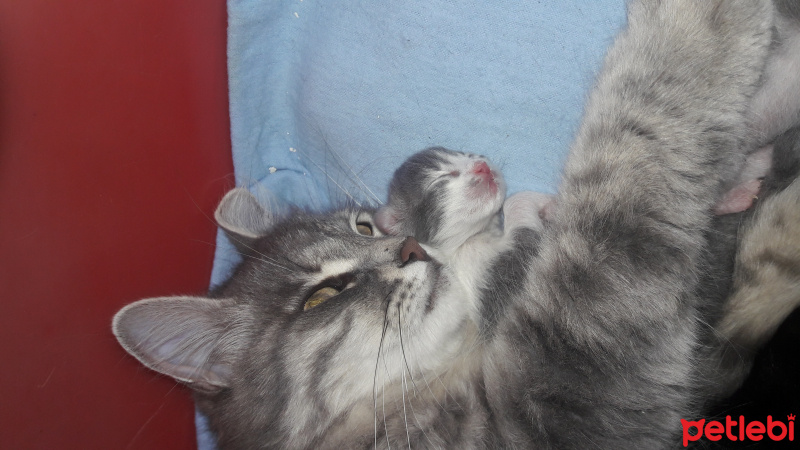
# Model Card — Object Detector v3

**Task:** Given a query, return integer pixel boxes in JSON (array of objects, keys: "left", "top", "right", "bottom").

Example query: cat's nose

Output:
[
  {"left": 400, "top": 236, "right": 430, "bottom": 265},
  {"left": 472, "top": 161, "right": 491, "bottom": 175}
]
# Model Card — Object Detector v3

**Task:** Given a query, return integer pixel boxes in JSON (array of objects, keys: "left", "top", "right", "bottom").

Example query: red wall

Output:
[{"left": 0, "top": 1, "right": 232, "bottom": 448}]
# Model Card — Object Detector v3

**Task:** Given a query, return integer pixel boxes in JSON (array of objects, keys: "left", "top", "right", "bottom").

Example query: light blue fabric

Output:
[{"left": 203, "top": 1, "right": 626, "bottom": 447}]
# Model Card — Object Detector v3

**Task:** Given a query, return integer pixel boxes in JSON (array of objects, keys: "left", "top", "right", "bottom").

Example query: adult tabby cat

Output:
[{"left": 113, "top": 0, "right": 793, "bottom": 448}]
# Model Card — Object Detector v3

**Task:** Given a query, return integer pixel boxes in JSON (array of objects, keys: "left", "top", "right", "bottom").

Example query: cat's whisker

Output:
[
  {"left": 325, "top": 145, "right": 385, "bottom": 206},
  {"left": 396, "top": 306, "right": 437, "bottom": 448},
  {"left": 494, "top": 157, "right": 555, "bottom": 186},
  {"left": 302, "top": 118, "right": 383, "bottom": 206},
  {"left": 183, "top": 182, "right": 299, "bottom": 273},
  {"left": 396, "top": 305, "right": 419, "bottom": 396},
  {"left": 403, "top": 380, "right": 434, "bottom": 449},
  {"left": 124, "top": 382, "right": 181, "bottom": 450},
  {"left": 381, "top": 354, "right": 393, "bottom": 450},
  {"left": 397, "top": 306, "right": 413, "bottom": 450},
  {"left": 254, "top": 255, "right": 299, "bottom": 273},
  {"left": 225, "top": 236, "right": 297, "bottom": 273},
  {"left": 416, "top": 368, "right": 446, "bottom": 413},
  {"left": 430, "top": 371, "right": 465, "bottom": 415},
  {"left": 695, "top": 317, "right": 746, "bottom": 366},
  {"left": 374, "top": 288, "right": 394, "bottom": 449},
  {"left": 188, "top": 238, "right": 293, "bottom": 274},
  {"left": 297, "top": 151, "right": 364, "bottom": 207},
  {"left": 399, "top": 354, "right": 412, "bottom": 450}
]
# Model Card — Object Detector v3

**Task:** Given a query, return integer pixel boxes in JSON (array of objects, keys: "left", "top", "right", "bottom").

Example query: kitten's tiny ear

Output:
[
  {"left": 375, "top": 206, "right": 402, "bottom": 235},
  {"left": 215, "top": 188, "right": 275, "bottom": 253},
  {"left": 503, "top": 191, "right": 557, "bottom": 228},
  {"left": 112, "top": 296, "right": 240, "bottom": 392},
  {"left": 539, "top": 195, "right": 557, "bottom": 223}
]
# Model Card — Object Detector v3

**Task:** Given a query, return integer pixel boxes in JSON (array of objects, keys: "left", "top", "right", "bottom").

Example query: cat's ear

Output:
[
  {"left": 503, "top": 191, "right": 557, "bottom": 228},
  {"left": 375, "top": 205, "right": 402, "bottom": 235},
  {"left": 215, "top": 188, "right": 275, "bottom": 253},
  {"left": 112, "top": 296, "right": 241, "bottom": 392},
  {"left": 539, "top": 195, "right": 557, "bottom": 223}
]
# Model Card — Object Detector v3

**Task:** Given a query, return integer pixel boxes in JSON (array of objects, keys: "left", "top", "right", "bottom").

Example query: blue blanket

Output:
[{"left": 203, "top": 1, "right": 626, "bottom": 447}]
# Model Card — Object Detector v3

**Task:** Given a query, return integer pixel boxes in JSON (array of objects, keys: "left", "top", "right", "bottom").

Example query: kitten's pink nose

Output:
[
  {"left": 472, "top": 161, "right": 491, "bottom": 175},
  {"left": 400, "top": 236, "right": 430, "bottom": 265}
]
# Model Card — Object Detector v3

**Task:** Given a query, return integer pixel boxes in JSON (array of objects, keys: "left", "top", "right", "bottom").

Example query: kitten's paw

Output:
[
  {"left": 714, "top": 145, "right": 772, "bottom": 215},
  {"left": 714, "top": 179, "right": 762, "bottom": 215},
  {"left": 503, "top": 191, "right": 554, "bottom": 231}
]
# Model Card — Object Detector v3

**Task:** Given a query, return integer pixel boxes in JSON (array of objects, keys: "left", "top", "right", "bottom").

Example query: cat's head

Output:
[
  {"left": 375, "top": 147, "right": 506, "bottom": 252},
  {"left": 112, "top": 188, "right": 479, "bottom": 447}
]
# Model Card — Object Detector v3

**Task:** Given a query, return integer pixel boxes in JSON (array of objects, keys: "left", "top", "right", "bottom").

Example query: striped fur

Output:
[{"left": 111, "top": 1, "right": 800, "bottom": 448}]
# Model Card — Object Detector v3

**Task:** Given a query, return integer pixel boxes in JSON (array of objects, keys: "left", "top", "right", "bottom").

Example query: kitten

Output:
[
  {"left": 701, "top": 124, "right": 800, "bottom": 401},
  {"left": 113, "top": 1, "right": 786, "bottom": 448},
  {"left": 374, "top": 146, "right": 508, "bottom": 254},
  {"left": 374, "top": 147, "right": 554, "bottom": 255},
  {"left": 374, "top": 147, "right": 553, "bottom": 308}
]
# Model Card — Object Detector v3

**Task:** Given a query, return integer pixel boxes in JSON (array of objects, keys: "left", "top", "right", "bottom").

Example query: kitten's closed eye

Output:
[{"left": 436, "top": 170, "right": 460, "bottom": 180}]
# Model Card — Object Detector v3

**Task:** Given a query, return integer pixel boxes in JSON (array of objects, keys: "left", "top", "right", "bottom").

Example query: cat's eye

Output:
[
  {"left": 302, "top": 273, "right": 354, "bottom": 311},
  {"left": 449, "top": 170, "right": 460, "bottom": 177},
  {"left": 356, "top": 222, "right": 373, "bottom": 236},
  {"left": 304, "top": 287, "right": 340, "bottom": 311}
]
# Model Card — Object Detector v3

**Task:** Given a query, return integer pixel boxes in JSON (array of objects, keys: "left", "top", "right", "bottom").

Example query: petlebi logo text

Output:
[{"left": 681, "top": 414, "right": 795, "bottom": 446}]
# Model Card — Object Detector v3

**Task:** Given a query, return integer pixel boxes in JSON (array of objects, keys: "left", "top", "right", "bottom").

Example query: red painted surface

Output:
[{"left": 0, "top": 1, "right": 232, "bottom": 448}]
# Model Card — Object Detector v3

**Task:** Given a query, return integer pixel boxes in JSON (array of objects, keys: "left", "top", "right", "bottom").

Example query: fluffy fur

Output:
[
  {"left": 700, "top": 124, "right": 800, "bottom": 401},
  {"left": 374, "top": 147, "right": 509, "bottom": 254},
  {"left": 747, "top": 0, "right": 800, "bottom": 145},
  {"left": 111, "top": 1, "right": 800, "bottom": 448},
  {"left": 375, "top": 147, "right": 553, "bottom": 320}
]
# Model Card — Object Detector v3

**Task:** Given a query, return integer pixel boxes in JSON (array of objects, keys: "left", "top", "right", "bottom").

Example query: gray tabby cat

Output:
[{"left": 113, "top": 1, "right": 796, "bottom": 448}]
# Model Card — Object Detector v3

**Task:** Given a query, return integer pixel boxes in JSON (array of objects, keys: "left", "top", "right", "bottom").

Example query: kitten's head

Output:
[
  {"left": 112, "top": 188, "right": 479, "bottom": 448},
  {"left": 375, "top": 147, "right": 506, "bottom": 252}
]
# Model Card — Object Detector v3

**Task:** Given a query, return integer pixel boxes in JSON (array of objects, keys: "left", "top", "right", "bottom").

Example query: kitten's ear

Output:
[
  {"left": 215, "top": 188, "right": 275, "bottom": 253},
  {"left": 375, "top": 206, "right": 402, "bottom": 235},
  {"left": 539, "top": 195, "right": 557, "bottom": 223},
  {"left": 503, "top": 191, "right": 557, "bottom": 228},
  {"left": 112, "top": 296, "right": 241, "bottom": 392}
]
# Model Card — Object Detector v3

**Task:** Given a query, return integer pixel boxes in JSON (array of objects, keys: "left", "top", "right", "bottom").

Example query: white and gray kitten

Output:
[
  {"left": 374, "top": 148, "right": 552, "bottom": 249},
  {"left": 374, "top": 147, "right": 553, "bottom": 302}
]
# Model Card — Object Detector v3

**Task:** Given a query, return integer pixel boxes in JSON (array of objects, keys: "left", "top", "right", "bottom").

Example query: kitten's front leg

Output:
[{"left": 502, "top": 191, "right": 554, "bottom": 233}]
